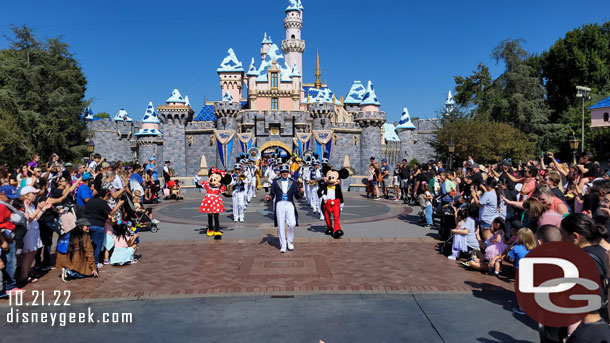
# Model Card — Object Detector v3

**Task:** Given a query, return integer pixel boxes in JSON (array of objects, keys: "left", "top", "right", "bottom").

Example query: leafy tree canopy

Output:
[{"left": 0, "top": 25, "right": 87, "bottom": 167}]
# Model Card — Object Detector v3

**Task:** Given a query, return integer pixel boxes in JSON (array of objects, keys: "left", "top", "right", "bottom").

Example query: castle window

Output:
[
  {"left": 271, "top": 97, "right": 279, "bottom": 110},
  {"left": 605, "top": 112, "right": 609, "bottom": 122},
  {"left": 291, "top": 34, "right": 295, "bottom": 39},
  {"left": 271, "top": 72, "right": 278, "bottom": 88}
]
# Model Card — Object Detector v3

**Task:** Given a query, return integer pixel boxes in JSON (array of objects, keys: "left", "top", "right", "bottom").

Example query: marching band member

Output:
[
  {"left": 309, "top": 160, "right": 322, "bottom": 214},
  {"left": 265, "top": 164, "right": 304, "bottom": 253},
  {"left": 302, "top": 160, "right": 311, "bottom": 205},
  {"left": 230, "top": 164, "right": 247, "bottom": 222}
]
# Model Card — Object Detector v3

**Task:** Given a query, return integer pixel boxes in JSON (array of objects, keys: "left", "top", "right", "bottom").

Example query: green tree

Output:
[
  {"left": 434, "top": 118, "right": 535, "bottom": 164},
  {"left": 542, "top": 23, "right": 610, "bottom": 120},
  {"left": 0, "top": 25, "right": 87, "bottom": 166},
  {"left": 94, "top": 112, "right": 110, "bottom": 118}
]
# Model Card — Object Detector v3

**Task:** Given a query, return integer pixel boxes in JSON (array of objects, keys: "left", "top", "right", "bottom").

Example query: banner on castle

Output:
[
  {"left": 295, "top": 132, "right": 312, "bottom": 157},
  {"left": 237, "top": 132, "right": 254, "bottom": 153},
  {"left": 214, "top": 130, "right": 236, "bottom": 169},
  {"left": 313, "top": 130, "right": 333, "bottom": 160}
]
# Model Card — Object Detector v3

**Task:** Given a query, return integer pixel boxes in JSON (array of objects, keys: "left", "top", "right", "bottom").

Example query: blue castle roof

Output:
[
  {"left": 256, "top": 44, "right": 291, "bottom": 83},
  {"left": 134, "top": 128, "right": 162, "bottom": 136},
  {"left": 141, "top": 102, "right": 161, "bottom": 124},
  {"left": 589, "top": 96, "right": 610, "bottom": 110},
  {"left": 166, "top": 89, "right": 186, "bottom": 103},
  {"left": 395, "top": 107, "right": 416, "bottom": 130},
  {"left": 83, "top": 106, "right": 94, "bottom": 121},
  {"left": 384, "top": 123, "right": 400, "bottom": 142},
  {"left": 194, "top": 104, "right": 217, "bottom": 122},
  {"left": 246, "top": 58, "right": 258, "bottom": 76},
  {"left": 217, "top": 48, "right": 244, "bottom": 72},
  {"left": 360, "top": 81, "right": 380, "bottom": 106},
  {"left": 222, "top": 91, "right": 234, "bottom": 102},
  {"left": 286, "top": 0, "right": 303, "bottom": 12},
  {"left": 344, "top": 81, "right": 366, "bottom": 104},
  {"left": 262, "top": 32, "right": 272, "bottom": 44},
  {"left": 290, "top": 62, "right": 301, "bottom": 77},
  {"left": 113, "top": 108, "right": 133, "bottom": 122}
]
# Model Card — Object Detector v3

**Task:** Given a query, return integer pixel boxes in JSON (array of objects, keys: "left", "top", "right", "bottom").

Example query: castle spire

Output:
[{"left": 314, "top": 50, "right": 321, "bottom": 89}]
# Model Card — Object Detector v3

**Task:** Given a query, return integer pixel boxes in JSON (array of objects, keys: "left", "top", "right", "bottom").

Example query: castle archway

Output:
[{"left": 259, "top": 140, "right": 292, "bottom": 158}]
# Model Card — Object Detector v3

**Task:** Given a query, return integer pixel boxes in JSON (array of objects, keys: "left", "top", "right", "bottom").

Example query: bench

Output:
[{"left": 348, "top": 176, "right": 368, "bottom": 192}]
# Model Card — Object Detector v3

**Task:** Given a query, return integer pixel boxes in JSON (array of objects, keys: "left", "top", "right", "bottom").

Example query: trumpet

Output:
[
  {"left": 239, "top": 173, "right": 247, "bottom": 181},
  {"left": 308, "top": 179, "right": 318, "bottom": 186}
]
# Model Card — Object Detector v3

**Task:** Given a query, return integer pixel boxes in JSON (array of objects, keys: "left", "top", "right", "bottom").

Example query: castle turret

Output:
[
  {"left": 355, "top": 80, "right": 385, "bottom": 174},
  {"left": 217, "top": 48, "right": 245, "bottom": 102},
  {"left": 214, "top": 92, "right": 241, "bottom": 131},
  {"left": 344, "top": 80, "right": 366, "bottom": 113},
  {"left": 134, "top": 102, "right": 163, "bottom": 165},
  {"left": 83, "top": 106, "right": 94, "bottom": 121},
  {"left": 395, "top": 107, "right": 416, "bottom": 161},
  {"left": 445, "top": 90, "right": 456, "bottom": 115},
  {"left": 290, "top": 62, "right": 302, "bottom": 110},
  {"left": 260, "top": 33, "right": 272, "bottom": 61},
  {"left": 113, "top": 108, "right": 133, "bottom": 122},
  {"left": 282, "top": 0, "right": 305, "bottom": 80},
  {"left": 246, "top": 58, "right": 258, "bottom": 109},
  {"left": 157, "top": 89, "right": 194, "bottom": 177}
]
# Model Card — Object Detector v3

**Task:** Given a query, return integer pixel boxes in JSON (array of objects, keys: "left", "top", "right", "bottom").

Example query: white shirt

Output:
[
  {"left": 112, "top": 174, "right": 124, "bottom": 190},
  {"left": 327, "top": 187, "right": 336, "bottom": 199},
  {"left": 280, "top": 179, "right": 289, "bottom": 194}
]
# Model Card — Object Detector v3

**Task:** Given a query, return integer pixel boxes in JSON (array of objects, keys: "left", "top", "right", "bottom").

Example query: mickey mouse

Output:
[
  {"left": 317, "top": 166, "right": 349, "bottom": 239},
  {"left": 198, "top": 167, "right": 232, "bottom": 239}
]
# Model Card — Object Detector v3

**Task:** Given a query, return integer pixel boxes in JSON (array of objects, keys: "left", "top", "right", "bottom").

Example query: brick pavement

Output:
[{"left": 6, "top": 237, "right": 515, "bottom": 303}]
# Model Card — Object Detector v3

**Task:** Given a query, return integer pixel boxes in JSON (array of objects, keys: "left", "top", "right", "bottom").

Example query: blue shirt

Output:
[
  {"left": 146, "top": 163, "right": 158, "bottom": 181},
  {"left": 76, "top": 184, "right": 93, "bottom": 207},
  {"left": 508, "top": 244, "right": 530, "bottom": 269},
  {"left": 130, "top": 173, "right": 144, "bottom": 185}
]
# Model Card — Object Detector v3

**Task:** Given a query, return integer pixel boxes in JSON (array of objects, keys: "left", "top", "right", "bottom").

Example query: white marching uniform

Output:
[
  {"left": 309, "top": 168, "right": 321, "bottom": 213},
  {"left": 302, "top": 165, "right": 311, "bottom": 204},
  {"left": 276, "top": 180, "right": 296, "bottom": 252},
  {"left": 230, "top": 173, "right": 246, "bottom": 222},
  {"left": 245, "top": 165, "right": 254, "bottom": 203}
]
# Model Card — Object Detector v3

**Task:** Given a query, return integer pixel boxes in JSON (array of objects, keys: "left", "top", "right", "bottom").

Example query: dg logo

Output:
[{"left": 515, "top": 241, "right": 602, "bottom": 327}]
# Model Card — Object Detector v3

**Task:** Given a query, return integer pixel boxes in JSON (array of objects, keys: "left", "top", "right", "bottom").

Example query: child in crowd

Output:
[
  {"left": 132, "top": 190, "right": 159, "bottom": 224},
  {"left": 110, "top": 222, "right": 139, "bottom": 265},
  {"left": 509, "top": 228, "right": 536, "bottom": 315},
  {"left": 484, "top": 217, "right": 508, "bottom": 275},
  {"left": 449, "top": 207, "right": 476, "bottom": 260},
  {"left": 422, "top": 183, "right": 433, "bottom": 229}
]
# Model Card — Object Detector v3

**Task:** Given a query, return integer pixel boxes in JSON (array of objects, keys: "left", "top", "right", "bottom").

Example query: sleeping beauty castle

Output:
[{"left": 85, "top": 0, "right": 440, "bottom": 177}]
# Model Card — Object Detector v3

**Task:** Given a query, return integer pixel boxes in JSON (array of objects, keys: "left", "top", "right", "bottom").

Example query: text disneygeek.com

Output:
[{"left": 3, "top": 290, "right": 133, "bottom": 326}]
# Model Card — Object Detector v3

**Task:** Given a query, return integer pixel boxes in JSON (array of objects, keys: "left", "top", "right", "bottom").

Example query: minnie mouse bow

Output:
[{"left": 211, "top": 167, "right": 227, "bottom": 177}]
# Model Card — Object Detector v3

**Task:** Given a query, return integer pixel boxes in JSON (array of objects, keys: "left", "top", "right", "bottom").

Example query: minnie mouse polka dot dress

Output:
[{"left": 199, "top": 181, "right": 226, "bottom": 213}]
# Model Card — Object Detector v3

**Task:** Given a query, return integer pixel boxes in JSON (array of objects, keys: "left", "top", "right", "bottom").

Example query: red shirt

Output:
[{"left": 0, "top": 203, "right": 15, "bottom": 231}]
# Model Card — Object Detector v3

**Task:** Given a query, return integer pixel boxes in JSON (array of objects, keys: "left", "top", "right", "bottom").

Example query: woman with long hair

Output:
[{"left": 56, "top": 218, "right": 98, "bottom": 282}]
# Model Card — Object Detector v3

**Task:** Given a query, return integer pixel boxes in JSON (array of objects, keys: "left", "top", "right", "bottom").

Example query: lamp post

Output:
[
  {"left": 569, "top": 134, "right": 580, "bottom": 165},
  {"left": 87, "top": 140, "right": 95, "bottom": 161},
  {"left": 448, "top": 141, "right": 455, "bottom": 170},
  {"left": 576, "top": 86, "right": 591, "bottom": 152}
]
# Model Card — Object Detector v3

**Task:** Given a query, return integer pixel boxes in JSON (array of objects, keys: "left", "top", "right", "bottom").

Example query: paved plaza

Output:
[{"left": 0, "top": 191, "right": 539, "bottom": 342}]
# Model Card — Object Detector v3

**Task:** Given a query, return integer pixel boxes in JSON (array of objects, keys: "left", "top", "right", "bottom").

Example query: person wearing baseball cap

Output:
[
  {"left": 265, "top": 164, "right": 303, "bottom": 253},
  {"left": 19, "top": 185, "right": 46, "bottom": 285}
]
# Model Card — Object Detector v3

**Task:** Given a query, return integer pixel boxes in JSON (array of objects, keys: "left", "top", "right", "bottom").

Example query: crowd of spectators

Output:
[
  {"left": 0, "top": 153, "right": 165, "bottom": 296},
  {"left": 366, "top": 151, "right": 610, "bottom": 342}
]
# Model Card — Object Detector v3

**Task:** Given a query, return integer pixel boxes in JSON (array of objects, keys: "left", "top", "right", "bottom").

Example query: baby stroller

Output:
[
  {"left": 124, "top": 195, "right": 159, "bottom": 233},
  {"left": 163, "top": 180, "right": 184, "bottom": 200},
  {"left": 438, "top": 204, "right": 455, "bottom": 241},
  {"left": 143, "top": 179, "right": 161, "bottom": 204}
]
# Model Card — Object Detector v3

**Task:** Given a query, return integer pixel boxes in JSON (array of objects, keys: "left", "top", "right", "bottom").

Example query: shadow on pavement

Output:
[
  {"left": 477, "top": 330, "right": 536, "bottom": 343},
  {"left": 466, "top": 281, "right": 538, "bottom": 331}
]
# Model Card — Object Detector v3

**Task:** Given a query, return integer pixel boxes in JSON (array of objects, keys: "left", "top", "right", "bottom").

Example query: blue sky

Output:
[{"left": 1, "top": 0, "right": 609, "bottom": 122}]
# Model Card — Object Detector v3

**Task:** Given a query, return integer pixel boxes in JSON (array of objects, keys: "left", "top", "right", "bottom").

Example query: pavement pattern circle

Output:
[{"left": 155, "top": 191, "right": 404, "bottom": 227}]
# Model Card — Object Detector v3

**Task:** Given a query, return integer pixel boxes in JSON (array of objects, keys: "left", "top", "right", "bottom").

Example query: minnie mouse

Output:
[
  {"left": 199, "top": 167, "right": 232, "bottom": 240},
  {"left": 317, "top": 166, "right": 349, "bottom": 239}
]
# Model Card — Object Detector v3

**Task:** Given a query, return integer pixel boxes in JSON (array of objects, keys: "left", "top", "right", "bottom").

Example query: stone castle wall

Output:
[{"left": 87, "top": 113, "right": 440, "bottom": 177}]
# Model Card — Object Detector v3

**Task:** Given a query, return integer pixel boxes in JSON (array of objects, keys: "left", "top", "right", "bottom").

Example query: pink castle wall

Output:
[
  {"left": 360, "top": 105, "right": 380, "bottom": 113},
  {"left": 591, "top": 108, "right": 610, "bottom": 127}
]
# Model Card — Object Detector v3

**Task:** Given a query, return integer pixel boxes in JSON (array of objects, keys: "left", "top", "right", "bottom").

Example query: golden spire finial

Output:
[{"left": 315, "top": 50, "right": 321, "bottom": 89}]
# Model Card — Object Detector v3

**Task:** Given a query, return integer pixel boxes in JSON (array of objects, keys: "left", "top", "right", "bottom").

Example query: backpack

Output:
[{"left": 56, "top": 232, "right": 71, "bottom": 254}]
